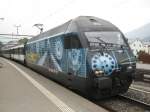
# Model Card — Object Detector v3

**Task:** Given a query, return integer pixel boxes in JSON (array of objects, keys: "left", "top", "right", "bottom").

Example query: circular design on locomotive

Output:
[
  {"left": 70, "top": 49, "right": 82, "bottom": 71},
  {"left": 55, "top": 39, "right": 63, "bottom": 60},
  {"left": 91, "top": 52, "right": 116, "bottom": 75}
]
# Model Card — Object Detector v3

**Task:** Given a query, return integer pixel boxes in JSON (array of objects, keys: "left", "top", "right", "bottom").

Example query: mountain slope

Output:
[{"left": 125, "top": 23, "right": 150, "bottom": 41}]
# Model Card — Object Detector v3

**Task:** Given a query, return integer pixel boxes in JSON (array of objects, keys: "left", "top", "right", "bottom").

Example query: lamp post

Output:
[
  {"left": 14, "top": 25, "right": 21, "bottom": 35},
  {"left": 33, "top": 23, "right": 43, "bottom": 34}
]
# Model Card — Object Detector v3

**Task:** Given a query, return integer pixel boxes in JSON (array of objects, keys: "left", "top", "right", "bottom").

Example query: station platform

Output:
[{"left": 0, "top": 57, "right": 107, "bottom": 112}]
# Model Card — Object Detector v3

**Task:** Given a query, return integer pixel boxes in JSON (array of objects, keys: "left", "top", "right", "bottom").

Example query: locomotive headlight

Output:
[
  {"left": 127, "top": 66, "right": 133, "bottom": 72},
  {"left": 127, "top": 66, "right": 132, "bottom": 69},
  {"left": 94, "top": 70, "right": 104, "bottom": 77}
]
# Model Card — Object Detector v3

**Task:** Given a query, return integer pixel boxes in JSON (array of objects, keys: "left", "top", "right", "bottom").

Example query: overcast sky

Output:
[{"left": 0, "top": 0, "right": 150, "bottom": 36}]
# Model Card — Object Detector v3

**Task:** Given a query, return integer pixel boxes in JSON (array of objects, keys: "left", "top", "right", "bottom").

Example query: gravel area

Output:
[
  {"left": 123, "top": 89, "right": 150, "bottom": 105},
  {"left": 96, "top": 96, "right": 148, "bottom": 112},
  {"left": 95, "top": 85, "right": 150, "bottom": 112}
]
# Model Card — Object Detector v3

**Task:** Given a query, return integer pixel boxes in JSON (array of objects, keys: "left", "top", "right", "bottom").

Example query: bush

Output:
[{"left": 138, "top": 51, "right": 150, "bottom": 64}]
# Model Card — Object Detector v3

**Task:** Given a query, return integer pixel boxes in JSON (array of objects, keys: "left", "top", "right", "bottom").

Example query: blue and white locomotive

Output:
[{"left": 1, "top": 16, "right": 136, "bottom": 99}]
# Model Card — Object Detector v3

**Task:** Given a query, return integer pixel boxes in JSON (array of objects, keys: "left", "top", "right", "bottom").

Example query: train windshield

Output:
[{"left": 85, "top": 32, "right": 126, "bottom": 46}]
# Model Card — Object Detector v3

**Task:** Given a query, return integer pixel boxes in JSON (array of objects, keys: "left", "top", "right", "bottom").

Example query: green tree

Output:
[
  {"left": 18, "top": 38, "right": 28, "bottom": 44},
  {"left": 0, "top": 41, "right": 3, "bottom": 56},
  {"left": 138, "top": 51, "right": 150, "bottom": 64},
  {"left": 0, "top": 41, "right": 3, "bottom": 49}
]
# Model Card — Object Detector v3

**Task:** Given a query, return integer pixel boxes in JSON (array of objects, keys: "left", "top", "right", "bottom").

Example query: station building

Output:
[{"left": 129, "top": 39, "right": 150, "bottom": 57}]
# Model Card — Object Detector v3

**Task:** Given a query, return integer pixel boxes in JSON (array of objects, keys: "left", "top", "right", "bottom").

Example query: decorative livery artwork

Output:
[
  {"left": 26, "top": 43, "right": 40, "bottom": 63},
  {"left": 54, "top": 38, "right": 63, "bottom": 60},
  {"left": 68, "top": 48, "right": 87, "bottom": 77},
  {"left": 26, "top": 35, "right": 87, "bottom": 77},
  {"left": 68, "top": 49, "right": 82, "bottom": 71},
  {"left": 91, "top": 52, "right": 116, "bottom": 75}
]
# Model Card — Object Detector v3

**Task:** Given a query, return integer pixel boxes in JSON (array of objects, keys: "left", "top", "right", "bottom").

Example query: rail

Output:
[
  {"left": 135, "top": 68, "right": 150, "bottom": 82},
  {"left": 118, "top": 95, "right": 150, "bottom": 110}
]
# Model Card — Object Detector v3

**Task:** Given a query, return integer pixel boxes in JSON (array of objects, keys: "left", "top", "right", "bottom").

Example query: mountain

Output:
[{"left": 125, "top": 23, "right": 150, "bottom": 41}]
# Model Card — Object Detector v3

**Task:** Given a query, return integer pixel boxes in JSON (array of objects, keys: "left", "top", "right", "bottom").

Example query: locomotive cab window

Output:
[
  {"left": 64, "top": 34, "right": 82, "bottom": 49},
  {"left": 85, "top": 31, "right": 127, "bottom": 46}
]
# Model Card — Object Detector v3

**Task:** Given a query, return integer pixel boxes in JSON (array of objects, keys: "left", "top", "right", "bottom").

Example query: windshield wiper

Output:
[
  {"left": 120, "top": 57, "right": 136, "bottom": 63},
  {"left": 95, "top": 37, "right": 106, "bottom": 43}
]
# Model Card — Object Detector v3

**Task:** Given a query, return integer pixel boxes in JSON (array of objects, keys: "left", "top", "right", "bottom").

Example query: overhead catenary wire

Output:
[{"left": 39, "top": 0, "right": 76, "bottom": 25}]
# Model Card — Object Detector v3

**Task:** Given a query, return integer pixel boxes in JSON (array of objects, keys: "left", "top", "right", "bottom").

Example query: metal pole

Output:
[
  {"left": 14, "top": 25, "right": 21, "bottom": 35},
  {"left": 12, "top": 32, "right": 13, "bottom": 40}
]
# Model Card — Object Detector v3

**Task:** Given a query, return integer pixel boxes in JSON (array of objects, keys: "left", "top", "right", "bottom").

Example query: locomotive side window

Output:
[{"left": 64, "top": 34, "right": 82, "bottom": 49}]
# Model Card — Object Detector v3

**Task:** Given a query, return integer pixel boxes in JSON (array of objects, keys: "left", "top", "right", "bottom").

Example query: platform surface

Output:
[
  {"left": 0, "top": 57, "right": 107, "bottom": 112},
  {"left": 137, "top": 63, "right": 150, "bottom": 70}
]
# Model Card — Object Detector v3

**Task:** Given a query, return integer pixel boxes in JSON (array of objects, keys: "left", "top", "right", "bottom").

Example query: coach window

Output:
[{"left": 64, "top": 34, "right": 82, "bottom": 49}]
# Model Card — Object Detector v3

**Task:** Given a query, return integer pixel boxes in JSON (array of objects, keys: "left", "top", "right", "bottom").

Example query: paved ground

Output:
[
  {"left": 137, "top": 63, "right": 150, "bottom": 70},
  {"left": 0, "top": 57, "right": 107, "bottom": 112}
]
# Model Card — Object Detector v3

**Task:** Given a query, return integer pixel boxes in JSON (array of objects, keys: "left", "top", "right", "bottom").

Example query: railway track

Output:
[
  {"left": 118, "top": 95, "right": 150, "bottom": 110},
  {"left": 95, "top": 87, "right": 150, "bottom": 112},
  {"left": 130, "top": 86, "right": 150, "bottom": 94},
  {"left": 135, "top": 68, "right": 150, "bottom": 83},
  {"left": 96, "top": 95, "right": 150, "bottom": 112}
]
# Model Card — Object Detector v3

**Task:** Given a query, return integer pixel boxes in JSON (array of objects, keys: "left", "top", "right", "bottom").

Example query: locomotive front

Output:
[{"left": 85, "top": 31, "right": 136, "bottom": 98}]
